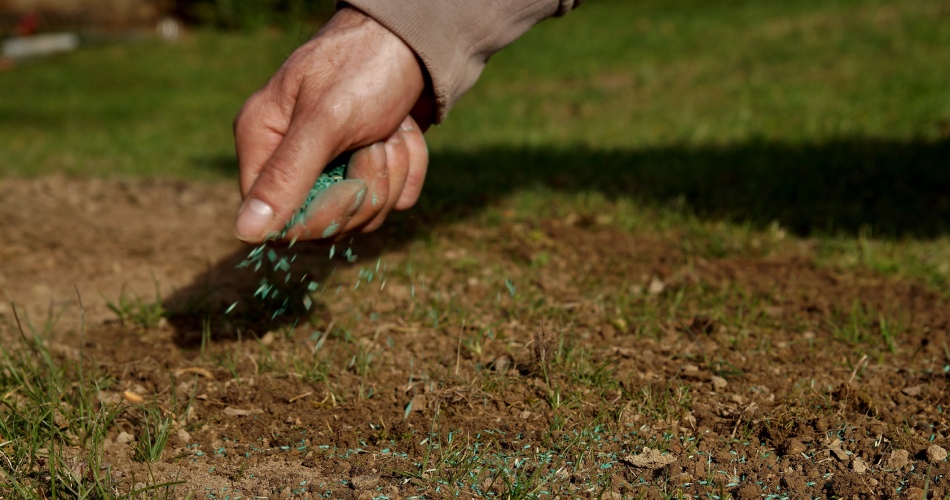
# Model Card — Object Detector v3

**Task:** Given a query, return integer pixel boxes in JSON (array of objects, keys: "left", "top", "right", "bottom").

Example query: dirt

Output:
[{"left": 1, "top": 175, "right": 949, "bottom": 499}]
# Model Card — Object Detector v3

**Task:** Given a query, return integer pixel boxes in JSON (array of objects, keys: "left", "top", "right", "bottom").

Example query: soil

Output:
[{"left": 1, "top": 175, "right": 949, "bottom": 499}]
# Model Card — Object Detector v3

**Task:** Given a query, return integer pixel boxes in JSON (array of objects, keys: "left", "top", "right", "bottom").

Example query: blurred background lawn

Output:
[{"left": 1, "top": 0, "right": 948, "bottom": 237}]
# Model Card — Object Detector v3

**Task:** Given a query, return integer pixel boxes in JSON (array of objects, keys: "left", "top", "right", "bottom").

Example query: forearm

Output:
[{"left": 339, "top": 0, "right": 582, "bottom": 122}]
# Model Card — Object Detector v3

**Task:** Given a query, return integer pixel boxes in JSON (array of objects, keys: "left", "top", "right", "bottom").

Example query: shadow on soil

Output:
[{"left": 168, "top": 135, "right": 950, "bottom": 342}]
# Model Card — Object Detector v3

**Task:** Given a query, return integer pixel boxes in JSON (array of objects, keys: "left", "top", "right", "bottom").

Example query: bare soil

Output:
[{"left": 2, "top": 176, "right": 949, "bottom": 499}]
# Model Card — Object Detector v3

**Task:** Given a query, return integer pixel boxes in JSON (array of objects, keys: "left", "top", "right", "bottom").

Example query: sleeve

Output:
[{"left": 338, "top": 0, "right": 582, "bottom": 122}]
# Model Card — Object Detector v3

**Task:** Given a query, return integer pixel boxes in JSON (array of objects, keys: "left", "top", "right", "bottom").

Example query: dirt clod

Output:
[
  {"left": 622, "top": 447, "right": 676, "bottom": 469},
  {"left": 927, "top": 444, "right": 948, "bottom": 463},
  {"left": 886, "top": 449, "right": 910, "bottom": 470},
  {"left": 784, "top": 439, "right": 807, "bottom": 456},
  {"left": 350, "top": 474, "right": 380, "bottom": 490}
]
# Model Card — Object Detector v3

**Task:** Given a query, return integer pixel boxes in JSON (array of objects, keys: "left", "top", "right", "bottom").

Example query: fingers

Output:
[
  {"left": 394, "top": 116, "right": 428, "bottom": 211},
  {"left": 287, "top": 117, "right": 427, "bottom": 240},
  {"left": 281, "top": 178, "right": 368, "bottom": 242},
  {"left": 278, "top": 138, "right": 389, "bottom": 241}
]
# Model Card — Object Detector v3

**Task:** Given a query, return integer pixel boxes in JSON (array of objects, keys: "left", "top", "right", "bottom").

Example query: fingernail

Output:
[
  {"left": 235, "top": 198, "right": 274, "bottom": 241},
  {"left": 400, "top": 119, "right": 414, "bottom": 132}
]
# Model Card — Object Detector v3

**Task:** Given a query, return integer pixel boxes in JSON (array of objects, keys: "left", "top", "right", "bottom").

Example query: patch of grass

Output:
[
  {"left": 104, "top": 282, "right": 166, "bottom": 330},
  {"left": 0, "top": 305, "right": 122, "bottom": 497},
  {"left": 132, "top": 406, "right": 172, "bottom": 463}
]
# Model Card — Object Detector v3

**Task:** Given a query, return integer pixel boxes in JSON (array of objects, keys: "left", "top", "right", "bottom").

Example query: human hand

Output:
[{"left": 233, "top": 6, "right": 434, "bottom": 244}]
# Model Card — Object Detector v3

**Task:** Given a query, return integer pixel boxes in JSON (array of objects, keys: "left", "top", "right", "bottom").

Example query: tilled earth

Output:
[{"left": 1, "top": 176, "right": 949, "bottom": 499}]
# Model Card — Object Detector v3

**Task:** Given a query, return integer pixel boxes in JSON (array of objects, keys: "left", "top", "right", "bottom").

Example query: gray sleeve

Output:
[{"left": 339, "top": 0, "right": 582, "bottom": 122}]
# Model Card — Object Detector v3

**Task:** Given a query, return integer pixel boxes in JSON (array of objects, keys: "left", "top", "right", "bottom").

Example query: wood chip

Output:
[
  {"left": 122, "top": 390, "right": 144, "bottom": 403},
  {"left": 288, "top": 391, "right": 313, "bottom": 403},
  {"left": 223, "top": 407, "right": 264, "bottom": 417},
  {"left": 174, "top": 367, "right": 215, "bottom": 379}
]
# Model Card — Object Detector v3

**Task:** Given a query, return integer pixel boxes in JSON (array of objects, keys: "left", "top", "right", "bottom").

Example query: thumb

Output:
[{"left": 234, "top": 121, "right": 337, "bottom": 243}]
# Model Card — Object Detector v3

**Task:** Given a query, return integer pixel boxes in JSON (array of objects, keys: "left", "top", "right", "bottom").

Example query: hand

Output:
[{"left": 233, "top": 7, "right": 433, "bottom": 244}]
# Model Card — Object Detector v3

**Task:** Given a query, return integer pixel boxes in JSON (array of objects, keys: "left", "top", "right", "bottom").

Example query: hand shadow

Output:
[{"left": 167, "top": 135, "right": 950, "bottom": 345}]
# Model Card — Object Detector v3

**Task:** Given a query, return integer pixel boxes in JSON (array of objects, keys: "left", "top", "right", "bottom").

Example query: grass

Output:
[
  {"left": 2, "top": 0, "right": 950, "bottom": 496},
  {"left": 104, "top": 281, "right": 166, "bottom": 330}
]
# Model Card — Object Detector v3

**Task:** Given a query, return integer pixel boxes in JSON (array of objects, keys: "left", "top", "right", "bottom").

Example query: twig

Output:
[{"left": 848, "top": 354, "right": 869, "bottom": 385}]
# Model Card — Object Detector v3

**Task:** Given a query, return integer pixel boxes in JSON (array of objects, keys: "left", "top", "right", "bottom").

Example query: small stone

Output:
[
  {"left": 647, "top": 278, "right": 665, "bottom": 295},
  {"left": 711, "top": 375, "right": 728, "bottom": 390},
  {"left": 926, "top": 444, "right": 948, "bottom": 463},
  {"left": 885, "top": 449, "right": 909, "bottom": 470},
  {"left": 350, "top": 474, "right": 380, "bottom": 490},
  {"left": 176, "top": 428, "right": 191, "bottom": 445},
  {"left": 852, "top": 456, "right": 868, "bottom": 473},
  {"left": 784, "top": 439, "right": 807, "bottom": 455},
  {"left": 830, "top": 446, "right": 849, "bottom": 461},
  {"left": 115, "top": 431, "right": 135, "bottom": 444}
]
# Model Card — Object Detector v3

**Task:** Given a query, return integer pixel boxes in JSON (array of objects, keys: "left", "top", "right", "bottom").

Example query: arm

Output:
[{"left": 344, "top": 0, "right": 583, "bottom": 121}]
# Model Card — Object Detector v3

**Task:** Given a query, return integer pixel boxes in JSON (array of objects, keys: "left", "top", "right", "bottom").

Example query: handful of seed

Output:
[{"left": 228, "top": 154, "right": 351, "bottom": 319}]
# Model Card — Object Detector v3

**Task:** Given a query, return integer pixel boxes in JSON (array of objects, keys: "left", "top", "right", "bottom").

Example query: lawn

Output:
[{"left": 1, "top": 0, "right": 949, "bottom": 497}]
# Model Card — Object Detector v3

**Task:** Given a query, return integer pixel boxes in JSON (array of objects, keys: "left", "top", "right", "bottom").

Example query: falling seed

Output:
[
  {"left": 329, "top": 245, "right": 335, "bottom": 259},
  {"left": 229, "top": 159, "right": 349, "bottom": 318},
  {"left": 225, "top": 302, "right": 238, "bottom": 314},
  {"left": 505, "top": 279, "right": 516, "bottom": 297}
]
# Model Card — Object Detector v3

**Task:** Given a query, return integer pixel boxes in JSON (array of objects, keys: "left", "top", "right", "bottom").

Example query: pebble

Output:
[
  {"left": 927, "top": 444, "right": 948, "bottom": 463},
  {"left": 710, "top": 375, "right": 728, "bottom": 390},
  {"left": 176, "top": 428, "right": 191, "bottom": 444},
  {"left": 115, "top": 431, "right": 135, "bottom": 444},
  {"left": 852, "top": 456, "right": 868, "bottom": 473}
]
